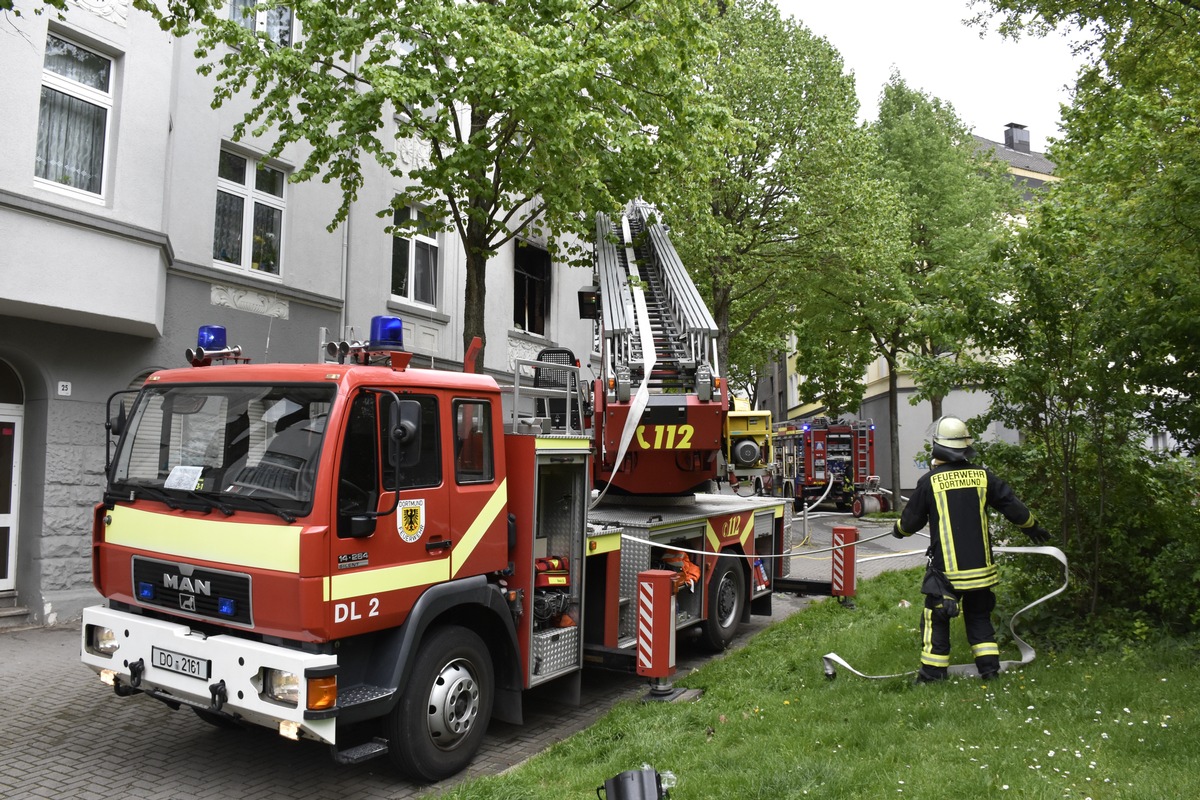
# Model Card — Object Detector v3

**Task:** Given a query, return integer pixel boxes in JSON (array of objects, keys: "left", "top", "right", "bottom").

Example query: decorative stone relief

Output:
[
  {"left": 397, "top": 137, "right": 432, "bottom": 170},
  {"left": 507, "top": 335, "right": 544, "bottom": 376},
  {"left": 211, "top": 285, "right": 290, "bottom": 319},
  {"left": 71, "top": 0, "right": 129, "bottom": 27}
]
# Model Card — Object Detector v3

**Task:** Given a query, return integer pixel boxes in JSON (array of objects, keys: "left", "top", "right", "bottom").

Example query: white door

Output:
[{"left": 0, "top": 408, "right": 21, "bottom": 592}]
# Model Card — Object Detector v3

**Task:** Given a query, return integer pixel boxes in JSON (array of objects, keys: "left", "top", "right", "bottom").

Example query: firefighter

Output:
[{"left": 892, "top": 416, "right": 1050, "bottom": 682}]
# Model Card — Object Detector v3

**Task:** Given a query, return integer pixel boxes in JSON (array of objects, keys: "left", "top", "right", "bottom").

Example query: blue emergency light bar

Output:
[{"left": 368, "top": 315, "right": 405, "bottom": 351}]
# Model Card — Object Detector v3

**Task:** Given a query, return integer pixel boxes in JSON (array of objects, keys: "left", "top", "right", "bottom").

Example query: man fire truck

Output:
[
  {"left": 769, "top": 417, "right": 876, "bottom": 511},
  {"left": 81, "top": 204, "right": 789, "bottom": 782}
]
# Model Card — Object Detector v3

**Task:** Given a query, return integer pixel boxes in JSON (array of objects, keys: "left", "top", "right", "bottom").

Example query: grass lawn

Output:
[{"left": 433, "top": 568, "right": 1200, "bottom": 799}]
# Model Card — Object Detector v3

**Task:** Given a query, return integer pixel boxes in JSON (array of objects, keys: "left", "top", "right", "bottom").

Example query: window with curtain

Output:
[
  {"left": 213, "top": 149, "right": 287, "bottom": 275},
  {"left": 35, "top": 34, "right": 113, "bottom": 197},
  {"left": 229, "top": 0, "right": 294, "bottom": 46},
  {"left": 391, "top": 204, "right": 439, "bottom": 307}
]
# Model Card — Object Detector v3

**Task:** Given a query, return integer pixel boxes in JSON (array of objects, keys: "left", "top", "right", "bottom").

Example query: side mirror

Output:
[
  {"left": 389, "top": 399, "right": 422, "bottom": 469},
  {"left": 108, "top": 402, "right": 127, "bottom": 438}
]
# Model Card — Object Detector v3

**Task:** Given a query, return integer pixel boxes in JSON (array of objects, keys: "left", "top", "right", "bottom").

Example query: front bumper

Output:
[{"left": 81, "top": 605, "right": 338, "bottom": 744}]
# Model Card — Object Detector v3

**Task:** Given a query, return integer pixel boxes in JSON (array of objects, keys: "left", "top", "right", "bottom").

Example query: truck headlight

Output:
[
  {"left": 86, "top": 624, "right": 120, "bottom": 657},
  {"left": 264, "top": 668, "right": 301, "bottom": 706}
]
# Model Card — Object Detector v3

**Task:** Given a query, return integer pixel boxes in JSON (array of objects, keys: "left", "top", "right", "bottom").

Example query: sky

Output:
[{"left": 772, "top": 0, "right": 1086, "bottom": 153}]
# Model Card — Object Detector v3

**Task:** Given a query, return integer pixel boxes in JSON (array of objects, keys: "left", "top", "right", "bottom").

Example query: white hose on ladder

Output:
[{"left": 591, "top": 215, "right": 658, "bottom": 509}]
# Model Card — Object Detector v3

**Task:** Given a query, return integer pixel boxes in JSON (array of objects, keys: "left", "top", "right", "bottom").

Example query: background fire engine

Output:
[{"left": 768, "top": 417, "right": 880, "bottom": 513}]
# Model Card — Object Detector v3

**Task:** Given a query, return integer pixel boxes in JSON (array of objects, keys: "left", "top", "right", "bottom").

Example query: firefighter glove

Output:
[
  {"left": 892, "top": 522, "right": 904, "bottom": 539},
  {"left": 936, "top": 595, "right": 959, "bottom": 621},
  {"left": 1026, "top": 525, "right": 1051, "bottom": 545}
]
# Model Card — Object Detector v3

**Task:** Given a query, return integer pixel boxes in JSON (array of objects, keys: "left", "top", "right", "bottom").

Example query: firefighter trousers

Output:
[{"left": 918, "top": 587, "right": 1001, "bottom": 680}]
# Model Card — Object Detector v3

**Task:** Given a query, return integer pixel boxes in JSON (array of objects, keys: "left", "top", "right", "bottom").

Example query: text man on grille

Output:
[{"left": 892, "top": 416, "right": 1050, "bottom": 682}]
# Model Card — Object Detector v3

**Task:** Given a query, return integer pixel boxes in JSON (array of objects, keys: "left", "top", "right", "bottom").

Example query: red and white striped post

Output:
[
  {"left": 636, "top": 570, "right": 676, "bottom": 680},
  {"left": 831, "top": 525, "right": 857, "bottom": 603},
  {"left": 637, "top": 569, "right": 684, "bottom": 699}
]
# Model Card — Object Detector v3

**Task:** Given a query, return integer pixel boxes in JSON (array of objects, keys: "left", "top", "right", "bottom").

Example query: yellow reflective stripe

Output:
[
  {"left": 587, "top": 532, "right": 621, "bottom": 555},
  {"left": 534, "top": 437, "right": 591, "bottom": 450},
  {"left": 327, "top": 559, "right": 451, "bottom": 601},
  {"left": 105, "top": 505, "right": 300, "bottom": 572},
  {"left": 933, "top": 488, "right": 956, "bottom": 572},
  {"left": 922, "top": 653, "right": 951, "bottom": 667},
  {"left": 972, "top": 642, "right": 1000, "bottom": 657},
  {"left": 452, "top": 479, "right": 508, "bottom": 578}
]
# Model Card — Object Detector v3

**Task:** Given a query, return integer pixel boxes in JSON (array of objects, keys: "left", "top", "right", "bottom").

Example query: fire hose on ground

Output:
[{"left": 619, "top": 528, "right": 1068, "bottom": 681}]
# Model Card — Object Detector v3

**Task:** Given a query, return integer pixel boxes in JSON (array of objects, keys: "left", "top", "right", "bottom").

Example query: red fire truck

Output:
[
  {"left": 81, "top": 206, "right": 790, "bottom": 782},
  {"left": 769, "top": 417, "right": 876, "bottom": 510}
]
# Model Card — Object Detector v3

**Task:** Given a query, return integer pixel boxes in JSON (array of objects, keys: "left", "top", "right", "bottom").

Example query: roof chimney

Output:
[{"left": 1005, "top": 123, "right": 1031, "bottom": 154}]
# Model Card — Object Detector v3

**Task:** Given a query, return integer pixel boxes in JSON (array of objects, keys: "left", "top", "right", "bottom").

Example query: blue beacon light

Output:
[
  {"left": 368, "top": 315, "right": 405, "bottom": 351},
  {"left": 217, "top": 597, "right": 238, "bottom": 617},
  {"left": 197, "top": 325, "right": 227, "bottom": 350}
]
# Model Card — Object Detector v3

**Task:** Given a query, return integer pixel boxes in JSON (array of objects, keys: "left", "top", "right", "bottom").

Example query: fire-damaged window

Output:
[
  {"left": 513, "top": 241, "right": 550, "bottom": 335},
  {"left": 453, "top": 400, "right": 493, "bottom": 484}
]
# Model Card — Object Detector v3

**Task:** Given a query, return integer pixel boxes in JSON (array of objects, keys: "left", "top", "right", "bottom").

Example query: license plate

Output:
[{"left": 151, "top": 646, "right": 211, "bottom": 680}]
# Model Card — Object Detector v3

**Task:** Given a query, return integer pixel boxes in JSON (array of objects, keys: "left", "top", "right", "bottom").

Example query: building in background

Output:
[{"left": 0, "top": 3, "right": 595, "bottom": 627}]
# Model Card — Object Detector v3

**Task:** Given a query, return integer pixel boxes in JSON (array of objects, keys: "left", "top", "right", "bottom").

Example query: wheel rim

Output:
[
  {"left": 716, "top": 571, "right": 739, "bottom": 628},
  {"left": 425, "top": 657, "right": 481, "bottom": 751}
]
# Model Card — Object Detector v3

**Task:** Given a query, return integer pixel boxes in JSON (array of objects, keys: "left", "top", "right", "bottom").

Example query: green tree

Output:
[
  {"left": 134, "top": 0, "right": 722, "bottom": 371},
  {"left": 660, "top": 0, "right": 900, "bottom": 414},
  {"left": 855, "top": 74, "right": 1018, "bottom": 491},
  {"left": 921, "top": 0, "right": 1200, "bottom": 629},
  {"left": 975, "top": 0, "right": 1200, "bottom": 448}
]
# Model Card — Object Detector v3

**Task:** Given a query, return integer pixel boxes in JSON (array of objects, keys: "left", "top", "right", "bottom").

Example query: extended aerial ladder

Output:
[{"left": 588, "top": 202, "right": 726, "bottom": 496}]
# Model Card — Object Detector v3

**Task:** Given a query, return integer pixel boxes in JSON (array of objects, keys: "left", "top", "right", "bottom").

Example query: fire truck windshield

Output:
[{"left": 110, "top": 383, "right": 336, "bottom": 512}]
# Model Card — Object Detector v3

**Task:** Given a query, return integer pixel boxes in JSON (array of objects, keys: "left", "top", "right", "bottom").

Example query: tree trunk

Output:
[
  {"left": 462, "top": 217, "right": 489, "bottom": 373},
  {"left": 713, "top": 280, "right": 731, "bottom": 382}
]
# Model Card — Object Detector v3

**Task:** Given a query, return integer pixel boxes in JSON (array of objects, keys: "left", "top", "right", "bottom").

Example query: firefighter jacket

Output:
[{"left": 896, "top": 461, "right": 1038, "bottom": 591}]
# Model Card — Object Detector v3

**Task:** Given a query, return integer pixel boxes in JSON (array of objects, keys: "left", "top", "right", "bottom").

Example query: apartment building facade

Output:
[{"left": 0, "top": 2, "right": 595, "bottom": 626}]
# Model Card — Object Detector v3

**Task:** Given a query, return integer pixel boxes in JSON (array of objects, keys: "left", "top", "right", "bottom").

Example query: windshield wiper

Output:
[
  {"left": 120, "top": 485, "right": 182, "bottom": 511},
  {"left": 179, "top": 490, "right": 235, "bottom": 517},
  {"left": 225, "top": 494, "right": 297, "bottom": 524},
  {"left": 111, "top": 484, "right": 235, "bottom": 517}
]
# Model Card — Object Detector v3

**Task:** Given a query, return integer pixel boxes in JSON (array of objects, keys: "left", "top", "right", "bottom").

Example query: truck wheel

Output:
[
  {"left": 386, "top": 625, "right": 494, "bottom": 783},
  {"left": 700, "top": 556, "right": 745, "bottom": 652}
]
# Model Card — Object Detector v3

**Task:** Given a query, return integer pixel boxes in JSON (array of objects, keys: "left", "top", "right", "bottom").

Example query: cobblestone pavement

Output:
[{"left": 0, "top": 511, "right": 919, "bottom": 800}]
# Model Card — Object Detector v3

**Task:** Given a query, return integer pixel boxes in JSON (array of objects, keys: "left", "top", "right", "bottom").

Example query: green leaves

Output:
[{"left": 658, "top": 0, "right": 898, "bottom": 402}]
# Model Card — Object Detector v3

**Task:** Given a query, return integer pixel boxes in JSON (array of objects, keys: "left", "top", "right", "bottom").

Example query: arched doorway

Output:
[{"left": 0, "top": 361, "right": 24, "bottom": 592}]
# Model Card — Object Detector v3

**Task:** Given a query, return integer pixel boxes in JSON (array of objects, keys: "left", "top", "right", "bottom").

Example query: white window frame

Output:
[
  {"left": 228, "top": 0, "right": 295, "bottom": 46},
  {"left": 213, "top": 148, "right": 287, "bottom": 278},
  {"left": 390, "top": 204, "right": 440, "bottom": 309},
  {"left": 34, "top": 33, "right": 114, "bottom": 201}
]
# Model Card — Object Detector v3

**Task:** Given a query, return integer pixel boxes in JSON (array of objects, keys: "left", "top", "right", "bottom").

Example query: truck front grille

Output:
[{"left": 132, "top": 556, "right": 253, "bottom": 627}]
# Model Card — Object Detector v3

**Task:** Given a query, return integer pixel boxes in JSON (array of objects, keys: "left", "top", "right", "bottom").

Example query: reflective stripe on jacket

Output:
[{"left": 896, "top": 461, "right": 1036, "bottom": 590}]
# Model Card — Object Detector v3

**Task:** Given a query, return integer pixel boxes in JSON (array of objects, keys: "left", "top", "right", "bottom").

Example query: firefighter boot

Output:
[{"left": 914, "top": 666, "right": 947, "bottom": 684}]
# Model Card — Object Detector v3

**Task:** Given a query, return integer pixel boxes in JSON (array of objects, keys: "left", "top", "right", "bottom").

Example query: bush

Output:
[{"left": 983, "top": 440, "right": 1200, "bottom": 637}]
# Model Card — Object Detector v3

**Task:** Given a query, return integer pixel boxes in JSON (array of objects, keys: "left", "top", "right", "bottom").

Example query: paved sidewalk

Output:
[{"left": 0, "top": 512, "right": 916, "bottom": 799}]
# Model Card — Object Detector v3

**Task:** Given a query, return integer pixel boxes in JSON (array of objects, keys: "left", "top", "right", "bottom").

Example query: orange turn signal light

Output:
[{"left": 306, "top": 675, "right": 338, "bottom": 711}]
